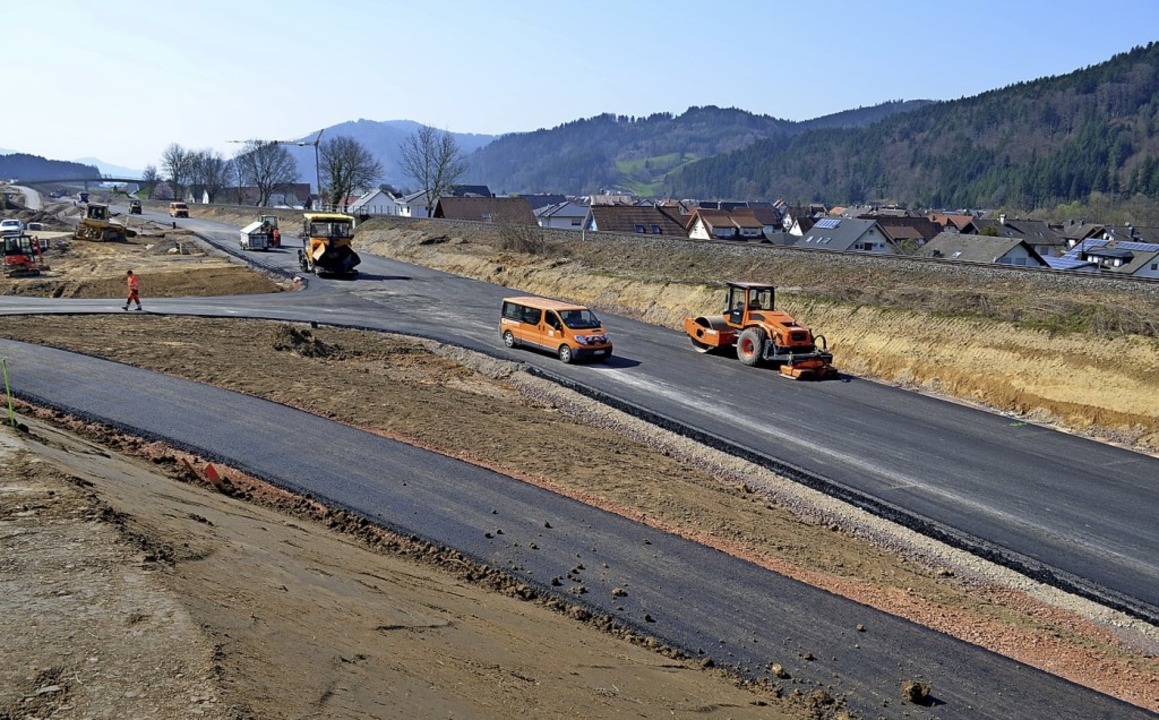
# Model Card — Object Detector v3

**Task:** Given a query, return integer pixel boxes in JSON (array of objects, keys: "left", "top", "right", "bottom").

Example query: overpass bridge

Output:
[{"left": 15, "top": 176, "right": 143, "bottom": 189}]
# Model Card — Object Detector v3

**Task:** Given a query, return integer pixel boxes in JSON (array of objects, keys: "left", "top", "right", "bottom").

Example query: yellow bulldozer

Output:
[{"left": 74, "top": 203, "right": 136, "bottom": 242}]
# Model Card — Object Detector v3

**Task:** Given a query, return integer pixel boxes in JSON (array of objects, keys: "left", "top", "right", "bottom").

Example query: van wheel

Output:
[
  {"left": 502, "top": 330, "right": 516, "bottom": 348},
  {"left": 558, "top": 345, "right": 574, "bottom": 363}
]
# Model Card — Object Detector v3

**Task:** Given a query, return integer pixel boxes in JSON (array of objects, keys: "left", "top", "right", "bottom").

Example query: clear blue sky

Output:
[{"left": 5, "top": 0, "right": 1158, "bottom": 172}]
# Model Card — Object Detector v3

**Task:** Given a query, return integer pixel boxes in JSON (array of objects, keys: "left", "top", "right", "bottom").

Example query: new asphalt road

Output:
[{"left": 0, "top": 337, "right": 1149, "bottom": 720}]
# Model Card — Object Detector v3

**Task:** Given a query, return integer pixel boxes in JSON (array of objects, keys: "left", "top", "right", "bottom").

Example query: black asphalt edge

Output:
[
  {"left": 518, "top": 365, "right": 1159, "bottom": 627},
  {"left": 11, "top": 388, "right": 458, "bottom": 554},
  {"left": 10, "top": 388, "right": 678, "bottom": 661}
]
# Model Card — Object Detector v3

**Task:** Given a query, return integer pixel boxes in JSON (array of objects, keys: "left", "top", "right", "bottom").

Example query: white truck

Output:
[{"left": 239, "top": 221, "right": 270, "bottom": 251}]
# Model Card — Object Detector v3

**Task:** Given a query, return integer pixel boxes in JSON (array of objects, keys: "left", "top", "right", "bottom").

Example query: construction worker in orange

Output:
[{"left": 123, "top": 269, "right": 142, "bottom": 311}]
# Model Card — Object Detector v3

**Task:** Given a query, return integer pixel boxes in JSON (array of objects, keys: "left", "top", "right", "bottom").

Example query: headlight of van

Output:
[{"left": 573, "top": 334, "right": 589, "bottom": 345}]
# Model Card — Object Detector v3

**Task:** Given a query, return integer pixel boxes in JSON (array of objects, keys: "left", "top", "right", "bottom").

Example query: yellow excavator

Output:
[{"left": 74, "top": 203, "right": 136, "bottom": 242}]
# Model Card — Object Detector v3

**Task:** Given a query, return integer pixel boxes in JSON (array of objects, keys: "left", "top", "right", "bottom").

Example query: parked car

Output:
[
  {"left": 129, "top": 200, "right": 142, "bottom": 214},
  {"left": 0, "top": 218, "right": 24, "bottom": 237}
]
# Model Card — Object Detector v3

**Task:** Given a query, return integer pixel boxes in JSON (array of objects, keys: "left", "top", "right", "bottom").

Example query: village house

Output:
[
  {"left": 348, "top": 188, "right": 401, "bottom": 216},
  {"left": 584, "top": 204, "right": 688, "bottom": 235},
  {"left": 923, "top": 232, "right": 1048, "bottom": 267},
  {"left": 928, "top": 212, "right": 978, "bottom": 233},
  {"left": 797, "top": 217, "right": 896, "bottom": 254},
  {"left": 535, "top": 200, "right": 589, "bottom": 230},
  {"left": 686, "top": 208, "right": 765, "bottom": 241},
  {"left": 433, "top": 196, "right": 537, "bottom": 224},
  {"left": 399, "top": 185, "right": 494, "bottom": 218},
  {"left": 859, "top": 214, "right": 942, "bottom": 251},
  {"left": 1064, "top": 238, "right": 1159, "bottom": 278},
  {"left": 970, "top": 214, "right": 1067, "bottom": 258}
]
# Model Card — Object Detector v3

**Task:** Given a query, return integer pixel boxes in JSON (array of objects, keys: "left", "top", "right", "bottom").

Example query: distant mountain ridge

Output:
[
  {"left": 283, "top": 119, "right": 497, "bottom": 190},
  {"left": 459, "top": 102, "right": 931, "bottom": 196},
  {"left": 75, "top": 157, "right": 144, "bottom": 179}
]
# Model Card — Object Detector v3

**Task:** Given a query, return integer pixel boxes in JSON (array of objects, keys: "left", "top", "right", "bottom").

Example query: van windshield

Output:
[{"left": 560, "top": 308, "right": 601, "bottom": 330}]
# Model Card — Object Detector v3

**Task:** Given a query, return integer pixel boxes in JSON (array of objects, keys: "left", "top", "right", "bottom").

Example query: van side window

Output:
[
  {"left": 522, "top": 307, "right": 541, "bottom": 324},
  {"left": 502, "top": 302, "right": 523, "bottom": 321},
  {"left": 545, "top": 311, "right": 562, "bottom": 331}
]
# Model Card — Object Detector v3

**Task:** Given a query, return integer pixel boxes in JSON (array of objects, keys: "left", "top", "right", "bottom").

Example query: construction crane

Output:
[{"left": 228, "top": 129, "right": 324, "bottom": 207}]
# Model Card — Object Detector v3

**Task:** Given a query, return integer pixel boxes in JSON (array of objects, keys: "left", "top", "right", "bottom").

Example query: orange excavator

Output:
[
  {"left": 683, "top": 281, "right": 836, "bottom": 379},
  {"left": 3, "top": 234, "right": 49, "bottom": 277}
]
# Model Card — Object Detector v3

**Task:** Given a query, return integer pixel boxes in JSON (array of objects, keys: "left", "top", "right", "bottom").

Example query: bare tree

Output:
[
  {"left": 161, "top": 143, "right": 193, "bottom": 200},
  {"left": 140, "top": 164, "right": 160, "bottom": 198},
  {"left": 188, "top": 149, "right": 231, "bottom": 204},
  {"left": 320, "top": 136, "right": 383, "bottom": 211},
  {"left": 233, "top": 140, "right": 298, "bottom": 207},
  {"left": 398, "top": 126, "right": 467, "bottom": 216}
]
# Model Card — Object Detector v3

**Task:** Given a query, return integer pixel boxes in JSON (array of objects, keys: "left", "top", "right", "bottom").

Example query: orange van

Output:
[{"left": 500, "top": 296, "right": 613, "bottom": 363}]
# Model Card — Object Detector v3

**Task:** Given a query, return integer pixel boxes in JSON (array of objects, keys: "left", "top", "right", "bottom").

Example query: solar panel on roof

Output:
[
  {"left": 1115, "top": 240, "right": 1159, "bottom": 252},
  {"left": 1063, "top": 238, "right": 1109, "bottom": 258},
  {"left": 814, "top": 217, "right": 841, "bottom": 229},
  {"left": 1044, "top": 256, "right": 1094, "bottom": 270}
]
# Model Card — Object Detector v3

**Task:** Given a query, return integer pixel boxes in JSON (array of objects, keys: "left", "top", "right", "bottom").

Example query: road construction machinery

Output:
[
  {"left": 258, "top": 214, "right": 280, "bottom": 247},
  {"left": 74, "top": 203, "right": 135, "bottom": 242},
  {"left": 297, "top": 212, "right": 359, "bottom": 276},
  {"left": 683, "top": 281, "right": 836, "bottom": 379},
  {"left": 3, "top": 234, "right": 48, "bottom": 277},
  {"left": 239, "top": 220, "right": 271, "bottom": 251}
]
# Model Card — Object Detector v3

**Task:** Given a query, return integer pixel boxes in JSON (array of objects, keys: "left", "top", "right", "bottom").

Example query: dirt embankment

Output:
[{"left": 350, "top": 216, "right": 1159, "bottom": 454}]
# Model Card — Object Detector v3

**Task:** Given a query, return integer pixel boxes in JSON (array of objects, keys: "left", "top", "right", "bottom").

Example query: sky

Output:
[{"left": 4, "top": 0, "right": 1159, "bottom": 173}]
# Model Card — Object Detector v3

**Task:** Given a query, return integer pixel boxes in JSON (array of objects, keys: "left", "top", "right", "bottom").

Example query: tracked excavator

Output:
[
  {"left": 3, "top": 234, "right": 49, "bottom": 277},
  {"left": 297, "top": 212, "right": 360, "bottom": 276},
  {"left": 74, "top": 203, "right": 136, "bottom": 242},
  {"left": 683, "top": 281, "right": 836, "bottom": 379}
]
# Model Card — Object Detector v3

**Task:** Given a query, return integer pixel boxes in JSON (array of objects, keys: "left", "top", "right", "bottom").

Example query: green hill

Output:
[
  {"left": 462, "top": 103, "right": 926, "bottom": 196},
  {"left": 664, "top": 43, "right": 1159, "bottom": 209}
]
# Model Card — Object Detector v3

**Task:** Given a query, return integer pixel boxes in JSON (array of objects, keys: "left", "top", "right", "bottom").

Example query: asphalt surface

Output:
[
  {"left": 0, "top": 337, "right": 1149, "bottom": 720},
  {"left": 8, "top": 206, "right": 1155, "bottom": 623}
]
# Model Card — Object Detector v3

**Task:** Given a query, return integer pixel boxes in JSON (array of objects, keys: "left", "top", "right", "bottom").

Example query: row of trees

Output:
[{"left": 147, "top": 128, "right": 467, "bottom": 212}]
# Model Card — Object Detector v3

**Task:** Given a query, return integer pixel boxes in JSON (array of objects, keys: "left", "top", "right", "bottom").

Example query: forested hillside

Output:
[
  {"left": 664, "top": 43, "right": 1159, "bottom": 209},
  {"left": 0, "top": 153, "right": 101, "bottom": 182},
  {"left": 462, "top": 103, "right": 927, "bottom": 196}
]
